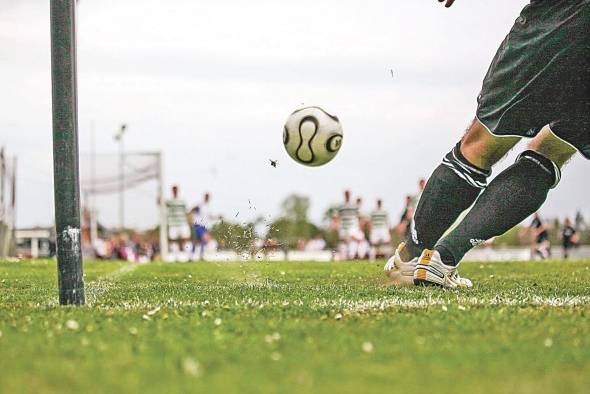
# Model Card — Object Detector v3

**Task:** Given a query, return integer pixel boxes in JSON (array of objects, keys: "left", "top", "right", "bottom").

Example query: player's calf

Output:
[
  {"left": 435, "top": 148, "right": 564, "bottom": 268},
  {"left": 406, "top": 137, "right": 493, "bottom": 258}
]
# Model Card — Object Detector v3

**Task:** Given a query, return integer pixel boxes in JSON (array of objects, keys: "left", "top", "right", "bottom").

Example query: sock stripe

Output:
[
  {"left": 450, "top": 150, "right": 489, "bottom": 177},
  {"left": 518, "top": 150, "right": 561, "bottom": 189},
  {"left": 442, "top": 144, "right": 491, "bottom": 190},
  {"left": 442, "top": 160, "right": 487, "bottom": 189}
]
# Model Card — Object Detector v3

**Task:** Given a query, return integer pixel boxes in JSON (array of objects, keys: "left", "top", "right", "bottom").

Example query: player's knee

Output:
[
  {"left": 441, "top": 141, "right": 491, "bottom": 190},
  {"left": 460, "top": 118, "right": 520, "bottom": 168},
  {"left": 527, "top": 127, "right": 577, "bottom": 168},
  {"left": 516, "top": 150, "right": 561, "bottom": 189}
]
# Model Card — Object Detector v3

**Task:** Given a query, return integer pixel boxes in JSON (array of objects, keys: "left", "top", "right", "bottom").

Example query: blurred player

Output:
[
  {"left": 397, "top": 195, "right": 414, "bottom": 237},
  {"left": 337, "top": 190, "right": 363, "bottom": 260},
  {"left": 190, "top": 192, "right": 213, "bottom": 261},
  {"left": 561, "top": 218, "right": 579, "bottom": 259},
  {"left": 396, "top": 179, "right": 425, "bottom": 237},
  {"left": 369, "top": 199, "right": 390, "bottom": 260},
  {"left": 386, "top": 0, "right": 589, "bottom": 288},
  {"left": 530, "top": 212, "right": 551, "bottom": 260},
  {"left": 165, "top": 185, "right": 191, "bottom": 262},
  {"left": 355, "top": 197, "right": 370, "bottom": 259},
  {"left": 412, "top": 178, "right": 426, "bottom": 208}
]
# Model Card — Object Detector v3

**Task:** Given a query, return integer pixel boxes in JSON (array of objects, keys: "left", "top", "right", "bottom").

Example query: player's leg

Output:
[
  {"left": 435, "top": 127, "right": 576, "bottom": 268},
  {"left": 416, "top": 0, "right": 590, "bottom": 286},
  {"left": 369, "top": 232, "right": 377, "bottom": 261},
  {"left": 178, "top": 224, "right": 192, "bottom": 262},
  {"left": 544, "top": 238, "right": 552, "bottom": 259},
  {"left": 415, "top": 128, "right": 574, "bottom": 287},
  {"left": 402, "top": 118, "right": 519, "bottom": 260},
  {"left": 337, "top": 228, "right": 347, "bottom": 260},
  {"left": 168, "top": 226, "right": 180, "bottom": 262},
  {"left": 190, "top": 224, "right": 199, "bottom": 261},
  {"left": 358, "top": 239, "right": 370, "bottom": 260},
  {"left": 386, "top": 120, "right": 518, "bottom": 284},
  {"left": 199, "top": 229, "right": 210, "bottom": 261},
  {"left": 348, "top": 239, "right": 358, "bottom": 260}
]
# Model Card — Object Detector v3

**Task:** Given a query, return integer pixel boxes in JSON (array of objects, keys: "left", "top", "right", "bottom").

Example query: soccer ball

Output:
[{"left": 283, "top": 106, "right": 343, "bottom": 167}]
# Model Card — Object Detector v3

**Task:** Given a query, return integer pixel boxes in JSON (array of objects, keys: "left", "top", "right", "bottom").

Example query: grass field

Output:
[{"left": 1, "top": 259, "right": 589, "bottom": 393}]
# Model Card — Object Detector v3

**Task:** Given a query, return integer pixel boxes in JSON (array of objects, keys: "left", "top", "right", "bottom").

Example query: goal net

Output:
[{"left": 79, "top": 151, "right": 167, "bottom": 259}]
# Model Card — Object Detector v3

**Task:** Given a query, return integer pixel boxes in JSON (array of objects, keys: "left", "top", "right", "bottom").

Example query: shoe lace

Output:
[{"left": 449, "top": 269, "right": 461, "bottom": 280}]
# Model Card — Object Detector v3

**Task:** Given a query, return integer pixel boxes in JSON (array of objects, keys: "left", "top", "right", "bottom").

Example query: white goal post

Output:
[{"left": 0, "top": 148, "right": 17, "bottom": 258}]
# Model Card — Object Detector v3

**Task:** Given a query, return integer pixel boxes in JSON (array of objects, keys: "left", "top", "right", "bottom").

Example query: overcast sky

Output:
[{"left": 1, "top": 0, "right": 588, "bottom": 230}]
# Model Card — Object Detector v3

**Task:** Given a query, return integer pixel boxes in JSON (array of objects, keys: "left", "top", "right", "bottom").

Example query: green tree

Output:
[
  {"left": 281, "top": 194, "right": 310, "bottom": 223},
  {"left": 266, "top": 194, "right": 321, "bottom": 248}
]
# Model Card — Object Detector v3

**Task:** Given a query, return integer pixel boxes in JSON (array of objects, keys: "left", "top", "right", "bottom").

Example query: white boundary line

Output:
[
  {"left": 85, "top": 263, "right": 139, "bottom": 306},
  {"left": 89, "top": 295, "right": 590, "bottom": 311}
]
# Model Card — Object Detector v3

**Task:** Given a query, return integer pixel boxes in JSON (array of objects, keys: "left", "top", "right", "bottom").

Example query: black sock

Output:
[
  {"left": 405, "top": 142, "right": 491, "bottom": 258},
  {"left": 436, "top": 150, "right": 560, "bottom": 265}
]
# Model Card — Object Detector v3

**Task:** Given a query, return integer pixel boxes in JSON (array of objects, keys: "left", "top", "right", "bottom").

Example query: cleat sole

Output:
[{"left": 413, "top": 278, "right": 443, "bottom": 287}]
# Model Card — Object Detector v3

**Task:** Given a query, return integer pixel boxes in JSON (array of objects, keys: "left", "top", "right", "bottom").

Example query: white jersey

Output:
[
  {"left": 338, "top": 202, "right": 363, "bottom": 241},
  {"left": 166, "top": 198, "right": 188, "bottom": 227},
  {"left": 369, "top": 208, "right": 390, "bottom": 245},
  {"left": 193, "top": 202, "right": 211, "bottom": 227},
  {"left": 166, "top": 197, "right": 190, "bottom": 240},
  {"left": 338, "top": 202, "right": 359, "bottom": 230},
  {"left": 370, "top": 209, "right": 389, "bottom": 230}
]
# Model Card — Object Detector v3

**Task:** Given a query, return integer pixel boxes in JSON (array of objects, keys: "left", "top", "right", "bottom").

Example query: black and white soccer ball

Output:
[{"left": 283, "top": 106, "right": 343, "bottom": 167}]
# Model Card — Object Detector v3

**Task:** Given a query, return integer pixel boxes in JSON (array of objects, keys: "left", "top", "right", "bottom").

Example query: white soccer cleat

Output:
[
  {"left": 384, "top": 242, "right": 418, "bottom": 286},
  {"left": 413, "top": 249, "right": 473, "bottom": 289}
]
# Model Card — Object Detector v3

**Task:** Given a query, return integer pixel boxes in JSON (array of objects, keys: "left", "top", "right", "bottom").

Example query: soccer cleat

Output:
[
  {"left": 384, "top": 242, "right": 418, "bottom": 286},
  {"left": 413, "top": 249, "right": 473, "bottom": 289}
]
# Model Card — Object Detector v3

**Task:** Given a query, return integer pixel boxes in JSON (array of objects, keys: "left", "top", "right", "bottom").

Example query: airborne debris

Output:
[
  {"left": 147, "top": 306, "right": 161, "bottom": 316},
  {"left": 265, "top": 332, "right": 281, "bottom": 344},
  {"left": 65, "top": 320, "right": 79, "bottom": 331},
  {"left": 182, "top": 357, "right": 202, "bottom": 377},
  {"left": 362, "top": 342, "right": 374, "bottom": 353},
  {"left": 270, "top": 352, "right": 282, "bottom": 361}
]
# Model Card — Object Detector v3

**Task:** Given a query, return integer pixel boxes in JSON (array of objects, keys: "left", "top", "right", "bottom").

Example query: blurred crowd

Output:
[{"left": 78, "top": 181, "right": 587, "bottom": 262}]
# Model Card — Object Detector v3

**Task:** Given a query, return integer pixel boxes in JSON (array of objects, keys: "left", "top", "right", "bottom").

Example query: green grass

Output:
[{"left": 1, "top": 259, "right": 589, "bottom": 394}]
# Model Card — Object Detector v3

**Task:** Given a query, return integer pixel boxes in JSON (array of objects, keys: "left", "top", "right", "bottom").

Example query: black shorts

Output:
[
  {"left": 476, "top": 0, "right": 590, "bottom": 159},
  {"left": 536, "top": 231, "right": 549, "bottom": 244}
]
